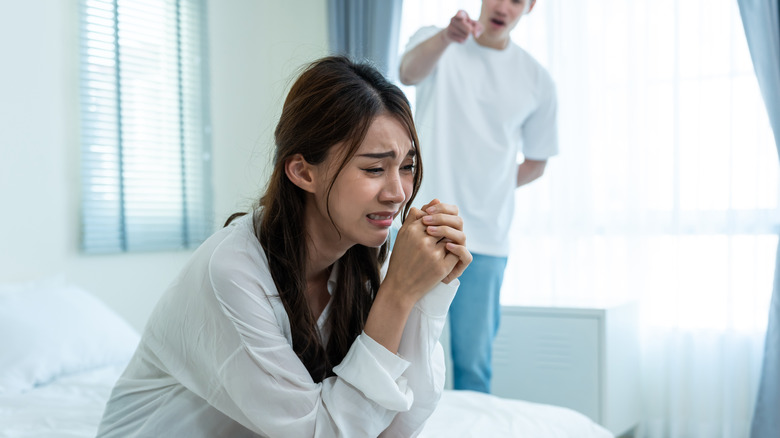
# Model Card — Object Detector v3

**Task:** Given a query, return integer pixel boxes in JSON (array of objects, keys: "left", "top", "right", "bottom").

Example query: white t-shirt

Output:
[
  {"left": 97, "top": 212, "right": 457, "bottom": 438},
  {"left": 406, "top": 26, "right": 559, "bottom": 257}
]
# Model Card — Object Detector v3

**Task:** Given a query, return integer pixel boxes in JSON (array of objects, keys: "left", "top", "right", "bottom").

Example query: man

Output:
[{"left": 399, "top": 0, "right": 558, "bottom": 393}]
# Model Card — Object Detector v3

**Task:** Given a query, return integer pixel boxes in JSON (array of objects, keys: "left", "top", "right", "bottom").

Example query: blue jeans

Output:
[{"left": 448, "top": 253, "right": 507, "bottom": 393}]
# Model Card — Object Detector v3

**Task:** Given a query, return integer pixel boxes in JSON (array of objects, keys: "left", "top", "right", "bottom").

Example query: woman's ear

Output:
[{"left": 285, "top": 153, "right": 317, "bottom": 193}]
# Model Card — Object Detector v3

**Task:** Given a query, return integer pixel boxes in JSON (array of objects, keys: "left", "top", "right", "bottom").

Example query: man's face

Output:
[{"left": 478, "top": 0, "right": 535, "bottom": 42}]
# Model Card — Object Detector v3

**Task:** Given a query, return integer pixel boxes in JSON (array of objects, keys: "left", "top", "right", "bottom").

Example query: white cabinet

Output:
[{"left": 490, "top": 301, "right": 640, "bottom": 436}]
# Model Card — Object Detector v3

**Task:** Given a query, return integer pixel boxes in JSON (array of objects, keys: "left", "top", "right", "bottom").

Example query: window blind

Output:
[{"left": 80, "top": 0, "right": 212, "bottom": 253}]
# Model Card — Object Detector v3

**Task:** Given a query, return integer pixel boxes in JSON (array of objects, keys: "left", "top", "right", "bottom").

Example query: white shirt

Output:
[
  {"left": 97, "top": 212, "right": 457, "bottom": 437},
  {"left": 406, "top": 26, "right": 559, "bottom": 257}
]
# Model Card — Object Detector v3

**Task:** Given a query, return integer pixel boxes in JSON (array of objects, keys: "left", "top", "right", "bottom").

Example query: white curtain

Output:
[
  {"left": 399, "top": 1, "right": 778, "bottom": 436},
  {"left": 736, "top": 0, "right": 780, "bottom": 436}
]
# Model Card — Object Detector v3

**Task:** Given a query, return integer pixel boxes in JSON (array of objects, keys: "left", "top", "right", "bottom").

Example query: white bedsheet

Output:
[
  {"left": 0, "top": 365, "right": 124, "bottom": 438},
  {"left": 422, "top": 390, "right": 613, "bottom": 438},
  {"left": 0, "top": 364, "right": 613, "bottom": 438}
]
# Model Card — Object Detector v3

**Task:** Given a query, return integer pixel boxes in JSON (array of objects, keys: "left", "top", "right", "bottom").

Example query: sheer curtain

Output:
[{"left": 399, "top": 0, "right": 778, "bottom": 436}]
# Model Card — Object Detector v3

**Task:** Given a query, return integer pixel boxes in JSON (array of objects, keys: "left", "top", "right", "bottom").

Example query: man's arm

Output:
[
  {"left": 398, "top": 30, "right": 451, "bottom": 86},
  {"left": 516, "top": 158, "right": 547, "bottom": 187},
  {"left": 399, "top": 10, "right": 483, "bottom": 86}
]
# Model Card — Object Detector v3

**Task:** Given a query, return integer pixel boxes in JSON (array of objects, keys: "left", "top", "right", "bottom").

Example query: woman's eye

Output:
[
  {"left": 402, "top": 164, "right": 416, "bottom": 172},
  {"left": 362, "top": 167, "right": 383, "bottom": 174}
]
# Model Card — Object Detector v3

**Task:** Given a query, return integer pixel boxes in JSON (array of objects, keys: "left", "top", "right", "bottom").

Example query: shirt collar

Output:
[{"left": 325, "top": 261, "right": 339, "bottom": 296}]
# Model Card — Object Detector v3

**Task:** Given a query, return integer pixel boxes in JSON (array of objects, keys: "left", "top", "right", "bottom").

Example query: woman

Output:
[{"left": 97, "top": 56, "right": 471, "bottom": 437}]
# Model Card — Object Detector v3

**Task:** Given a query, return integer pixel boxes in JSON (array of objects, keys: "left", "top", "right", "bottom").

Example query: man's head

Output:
[{"left": 476, "top": 0, "right": 536, "bottom": 49}]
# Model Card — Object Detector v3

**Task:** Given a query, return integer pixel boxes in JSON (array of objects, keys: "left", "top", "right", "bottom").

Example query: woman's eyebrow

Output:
[{"left": 357, "top": 150, "right": 416, "bottom": 159}]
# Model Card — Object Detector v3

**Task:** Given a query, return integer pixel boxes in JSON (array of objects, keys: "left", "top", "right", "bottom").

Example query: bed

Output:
[{"left": 0, "top": 279, "right": 613, "bottom": 438}]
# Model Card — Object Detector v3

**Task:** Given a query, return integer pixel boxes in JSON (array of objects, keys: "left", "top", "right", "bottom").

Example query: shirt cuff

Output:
[
  {"left": 415, "top": 279, "right": 459, "bottom": 318},
  {"left": 332, "top": 332, "right": 413, "bottom": 411},
  {"left": 360, "top": 331, "right": 411, "bottom": 376}
]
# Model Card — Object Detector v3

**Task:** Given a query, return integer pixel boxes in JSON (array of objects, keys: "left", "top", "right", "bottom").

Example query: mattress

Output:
[{"left": 0, "top": 364, "right": 612, "bottom": 438}]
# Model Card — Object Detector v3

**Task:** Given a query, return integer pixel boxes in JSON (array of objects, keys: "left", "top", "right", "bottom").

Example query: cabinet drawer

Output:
[{"left": 492, "top": 314, "right": 601, "bottom": 421}]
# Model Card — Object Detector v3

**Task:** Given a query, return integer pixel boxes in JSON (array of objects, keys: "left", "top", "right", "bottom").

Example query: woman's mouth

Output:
[{"left": 366, "top": 213, "right": 394, "bottom": 228}]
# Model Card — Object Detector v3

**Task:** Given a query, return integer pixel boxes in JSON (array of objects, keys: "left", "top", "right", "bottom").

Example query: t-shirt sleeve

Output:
[
  {"left": 521, "top": 69, "right": 559, "bottom": 160},
  {"left": 403, "top": 26, "right": 443, "bottom": 54}
]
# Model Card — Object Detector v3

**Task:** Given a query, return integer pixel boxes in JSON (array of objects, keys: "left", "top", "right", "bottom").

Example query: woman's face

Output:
[{"left": 312, "top": 114, "right": 416, "bottom": 250}]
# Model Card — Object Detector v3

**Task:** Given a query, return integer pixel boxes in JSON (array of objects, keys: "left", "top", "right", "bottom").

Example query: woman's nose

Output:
[{"left": 380, "top": 173, "right": 406, "bottom": 204}]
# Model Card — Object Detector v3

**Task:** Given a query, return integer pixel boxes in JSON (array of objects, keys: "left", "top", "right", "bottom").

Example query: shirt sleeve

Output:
[
  {"left": 381, "top": 281, "right": 458, "bottom": 437},
  {"left": 521, "top": 69, "right": 559, "bottom": 160},
  {"left": 403, "top": 26, "right": 443, "bottom": 54},
  {"left": 205, "top": 251, "right": 416, "bottom": 438},
  {"left": 378, "top": 259, "right": 459, "bottom": 437}
]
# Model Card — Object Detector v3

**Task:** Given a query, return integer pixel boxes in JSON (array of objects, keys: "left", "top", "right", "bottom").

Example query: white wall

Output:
[{"left": 0, "top": 0, "right": 328, "bottom": 331}]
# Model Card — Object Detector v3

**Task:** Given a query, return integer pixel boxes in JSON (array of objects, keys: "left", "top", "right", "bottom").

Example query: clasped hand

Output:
[{"left": 383, "top": 199, "right": 472, "bottom": 305}]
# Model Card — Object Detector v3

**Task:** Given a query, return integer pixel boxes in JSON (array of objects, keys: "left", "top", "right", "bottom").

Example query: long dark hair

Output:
[{"left": 226, "top": 56, "right": 422, "bottom": 382}]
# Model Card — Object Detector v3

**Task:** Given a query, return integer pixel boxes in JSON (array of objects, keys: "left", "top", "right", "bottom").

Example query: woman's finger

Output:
[
  {"left": 425, "top": 225, "right": 465, "bottom": 246},
  {"left": 441, "top": 242, "right": 472, "bottom": 284},
  {"left": 403, "top": 207, "right": 424, "bottom": 225},
  {"left": 422, "top": 212, "right": 464, "bottom": 231},
  {"left": 423, "top": 201, "right": 458, "bottom": 216},
  {"left": 414, "top": 199, "right": 441, "bottom": 220}
]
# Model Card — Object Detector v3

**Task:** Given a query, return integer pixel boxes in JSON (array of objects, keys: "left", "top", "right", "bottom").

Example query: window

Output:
[
  {"left": 399, "top": 0, "right": 778, "bottom": 331},
  {"left": 79, "top": 0, "right": 212, "bottom": 253}
]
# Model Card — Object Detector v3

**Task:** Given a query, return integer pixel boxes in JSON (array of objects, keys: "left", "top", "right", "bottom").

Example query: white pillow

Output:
[{"left": 0, "top": 279, "right": 140, "bottom": 394}]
